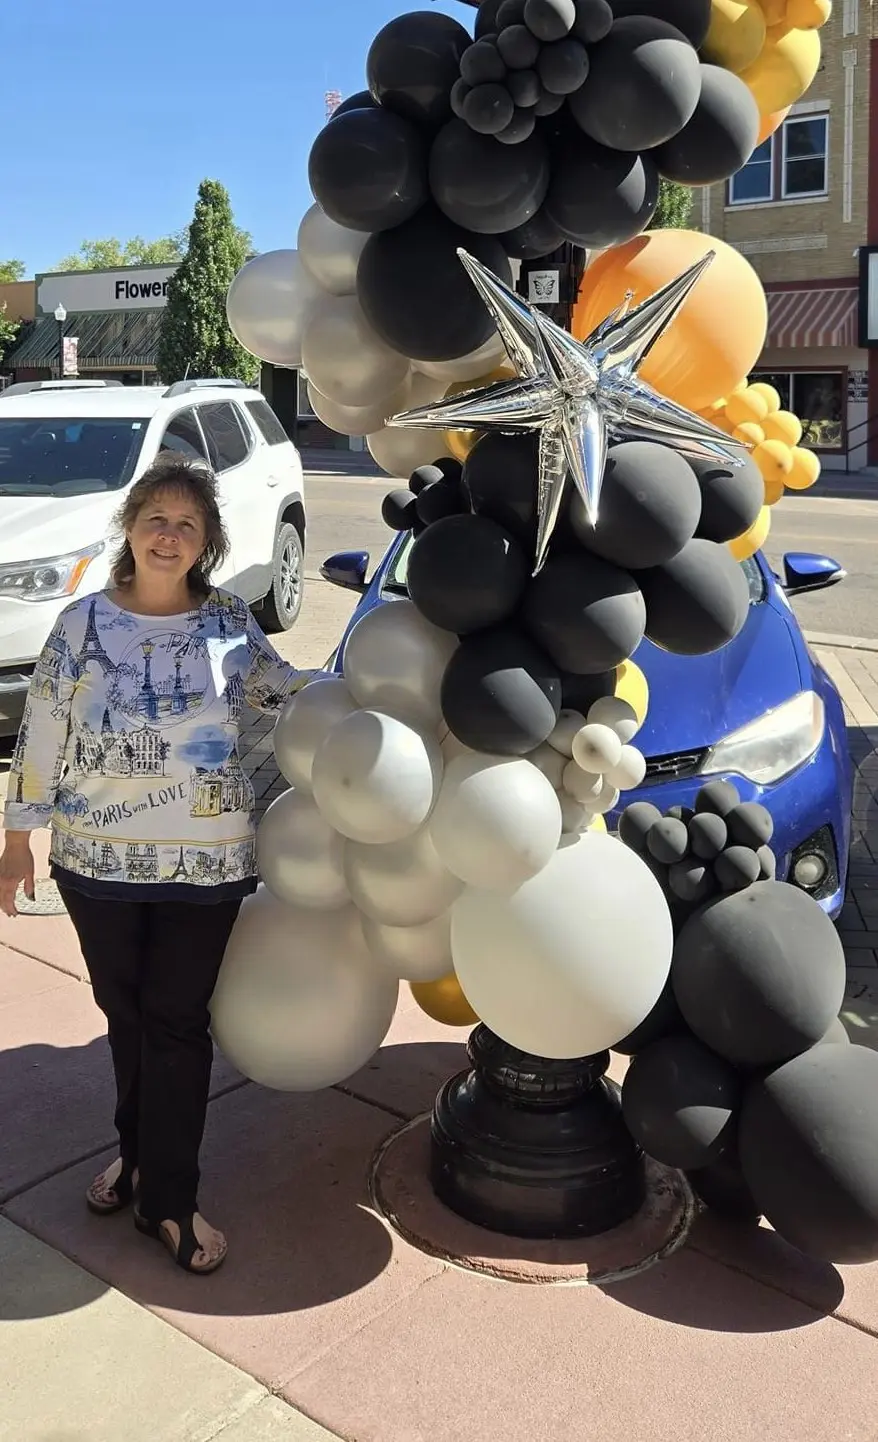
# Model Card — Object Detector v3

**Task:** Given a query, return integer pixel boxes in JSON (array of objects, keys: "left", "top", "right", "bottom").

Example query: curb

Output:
[{"left": 805, "top": 631, "right": 878, "bottom": 654}]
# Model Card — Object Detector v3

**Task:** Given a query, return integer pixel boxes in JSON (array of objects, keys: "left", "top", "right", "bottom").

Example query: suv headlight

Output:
[
  {"left": 0, "top": 542, "right": 105, "bottom": 602},
  {"left": 700, "top": 691, "right": 825, "bottom": 786}
]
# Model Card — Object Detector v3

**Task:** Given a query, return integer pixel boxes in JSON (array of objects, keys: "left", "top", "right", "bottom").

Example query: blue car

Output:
[{"left": 321, "top": 535, "right": 853, "bottom": 919}]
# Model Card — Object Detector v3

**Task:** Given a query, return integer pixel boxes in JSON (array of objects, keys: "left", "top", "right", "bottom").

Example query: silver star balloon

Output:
[{"left": 389, "top": 250, "right": 748, "bottom": 572}]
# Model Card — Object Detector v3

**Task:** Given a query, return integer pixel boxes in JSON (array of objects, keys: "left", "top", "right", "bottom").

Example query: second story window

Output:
[{"left": 728, "top": 114, "right": 829, "bottom": 207}]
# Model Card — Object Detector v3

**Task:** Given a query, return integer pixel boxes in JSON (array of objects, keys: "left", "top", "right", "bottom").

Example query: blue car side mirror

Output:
[
  {"left": 782, "top": 551, "right": 846, "bottom": 597},
  {"left": 320, "top": 550, "right": 370, "bottom": 593}
]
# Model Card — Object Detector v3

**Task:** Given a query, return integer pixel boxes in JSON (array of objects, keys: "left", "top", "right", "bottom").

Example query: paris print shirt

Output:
[{"left": 3, "top": 588, "right": 316, "bottom": 903}]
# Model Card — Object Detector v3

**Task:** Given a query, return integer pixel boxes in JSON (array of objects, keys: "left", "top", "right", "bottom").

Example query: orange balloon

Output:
[
  {"left": 785, "top": 445, "right": 821, "bottom": 490},
  {"left": 756, "top": 106, "right": 790, "bottom": 144},
  {"left": 763, "top": 409, "right": 803, "bottom": 446},
  {"left": 573, "top": 231, "right": 768, "bottom": 414},
  {"left": 410, "top": 973, "right": 479, "bottom": 1028},
  {"left": 726, "top": 387, "right": 769, "bottom": 426},
  {"left": 763, "top": 472, "right": 786, "bottom": 505},
  {"left": 748, "top": 381, "right": 782, "bottom": 414},
  {"left": 728, "top": 505, "right": 771, "bottom": 561},
  {"left": 740, "top": 23, "right": 821, "bottom": 112},
  {"left": 754, "top": 438, "right": 794, "bottom": 483},
  {"left": 786, "top": 0, "right": 831, "bottom": 26},
  {"left": 733, "top": 421, "right": 765, "bottom": 446}
]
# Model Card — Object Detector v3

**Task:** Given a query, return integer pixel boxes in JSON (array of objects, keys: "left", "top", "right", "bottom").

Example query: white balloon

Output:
[
  {"left": 257, "top": 788, "right": 348, "bottom": 910},
  {"left": 414, "top": 331, "right": 508, "bottom": 382},
  {"left": 571, "top": 723, "right": 623, "bottom": 774},
  {"left": 226, "top": 250, "right": 322, "bottom": 367},
  {"left": 588, "top": 780, "right": 621, "bottom": 816},
  {"left": 547, "top": 710, "right": 587, "bottom": 758},
  {"left": 312, "top": 709, "right": 442, "bottom": 844},
  {"left": 527, "top": 741, "right": 567, "bottom": 790},
  {"left": 307, "top": 374, "right": 413, "bottom": 439},
  {"left": 451, "top": 832, "right": 673, "bottom": 1058},
  {"left": 302, "top": 294, "right": 409, "bottom": 408},
  {"left": 344, "top": 823, "right": 463, "bottom": 926},
  {"left": 430, "top": 753, "right": 561, "bottom": 892},
  {"left": 367, "top": 370, "right": 450, "bottom": 478},
  {"left": 587, "top": 695, "right": 641, "bottom": 743},
  {"left": 297, "top": 203, "right": 369, "bottom": 297},
  {"left": 606, "top": 745, "right": 647, "bottom": 792},
  {"left": 559, "top": 793, "right": 591, "bottom": 834},
  {"left": 562, "top": 760, "right": 603, "bottom": 804},
  {"left": 362, "top": 911, "right": 452, "bottom": 983},
  {"left": 440, "top": 729, "right": 474, "bottom": 763},
  {"left": 344, "top": 598, "right": 458, "bottom": 730},
  {"left": 273, "top": 677, "right": 359, "bottom": 793},
  {"left": 211, "top": 888, "right": 398, "bottom": 1091}
]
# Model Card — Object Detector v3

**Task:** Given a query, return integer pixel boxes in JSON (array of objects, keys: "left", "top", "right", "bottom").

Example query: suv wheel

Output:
[{"left": 260, "top": 522, "right": 304, "bottom": 632}]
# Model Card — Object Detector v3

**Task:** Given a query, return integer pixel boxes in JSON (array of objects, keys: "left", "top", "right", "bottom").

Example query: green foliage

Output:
[
  {"left": 156, "top": 180, "right": 259, "bottom": 386},
  {"left": 55, "top": 236, "right": 186, "bottom": 271},
  {"left": 0, "top": 304, "right": 21, "bottom": 359},
  {"left": 0, "top": 258, "right": 26, "bottom": 283},
  {"left": 653, "top": 180, "right": 694, "bottom": 231}
]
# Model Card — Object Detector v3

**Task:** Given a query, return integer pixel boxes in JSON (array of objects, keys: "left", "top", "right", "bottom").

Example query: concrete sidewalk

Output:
[{"left": 2, "top": 576, "right": 878, "bottom": 1442}]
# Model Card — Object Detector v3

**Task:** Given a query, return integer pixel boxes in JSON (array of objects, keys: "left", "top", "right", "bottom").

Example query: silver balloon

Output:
[
  {"left": 307, "top": 374, "right": 413, "bottom": 439},
  {"left": 362, "top": 911, "right": 453, "bottom": 983},
  {"left": 273, "top": 676, "right": 359, "bottom": 794},
  {"left": 367, "top": 370, "right": 450, "bottom": 478},
  {"left": 302, "top": 295, "right": 409, "bottom": 409},
  {"left": 343, "top": 598, "right": 458, "bottom": 730},
  {"left": 226, "top": 249, "right": 322, "bottom": 367},
  {"left": 257, "top": 788, "right": 348, "bottom": 910},
  {"left": 344, "top": 823, "right": 463, "bottom": 927},
  {"left": 297, "top": 203, "right": 369, "bottom": 297},
  {"left": 413, "top": 330, "right": 508, "bottom": 384}
]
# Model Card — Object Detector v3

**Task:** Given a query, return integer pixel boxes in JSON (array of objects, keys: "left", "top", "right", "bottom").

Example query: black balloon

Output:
[
  {"left": 614, "top": 974, "right": 685, "bottom": 1055},
  {"left": 431, "top": 456, "right": 465, "bottom": 484},
  {"left": 691, "top": 454, "right": 765, "bottom": 545},
  {"left": 461, "top": 39, "right": 508, "bottom": 85},
  {"left": 688, "top": 811, "right": 727, "bottom": 861},
  {"left": 648, "top": 816, "right": 689, "bottom": 865},
  {"left": 357, "top": 208, "right": 512, "bottom": 361},
  {"left": 430, "top": 119, "right": 550, "bottom": 233},
  {"left": 568, "top": 17, "right": 702, "bottom": 152},
  {"left": 714, "top": 845, "right": 762, "bottom": 893},
  {"left": 622, "top": 1034, "right": 743, "bottom": 1171},
  {"left": 415, "top": 479, "right": 466, "bottom": 526},
  {"left": 654, "top": 65, "right": 759, "bottom": 186},
  {"left": 502, "top": 208, "right": 566, "bottom": 257},
  {"left": 560, "top": 666, "right": 616, "bottom": 714},
  {"left": 739, "top": 1044, "right": 878, "bottom": 1264},
  {"left": 367, "top": 12, "right": 472, "bottom": 130},
  {"left": 382, "top": 488, "right": 420, "bottom": 531},
  {"left": 569, "top": 441, "right": 701, "bottom": 571},
  {"left": 757, "top": 844, "right": 777, "bottom": 881},
  {"left": 463, "top": 432, "right": 539, "bottom": 548},
  {"left": 608, "top": 0, "right": 711, "bottom": 48},
  {"left": 672, "top": 882, "right": 847, "bottom": 1069},
  {"left": 441, "top": 624, "right": 562, "bottom": 754},
  {"left": 667, "top": 804, "right": 695, "bottom": 824},
  {"left": 477, "top": 0, "right": 506, "bottom": 36},
  {"left": 525, "top": 0, "right": 576, "bottom": 40},
  {"left": 497, "top": 107, "right": 538, "bottom": 144},
  {"left": 572, "top": 0, "right": 614, "bottom": 42},
  {"left": 538, "top": 37, "right": 590, "bottom": 94},
  {"left": 508, "top": 68, "right": 543, "bottom": 107},
  {"left": 545, "top": 136, "right": 659, "bottom": 246},
  {"left": 407, "top": 513, "right": 529, "bottom": 634},
  {"left": 534, "top": 87, "right": 567, "bottom": 115},
  {"left": 727, "top": 802, "right": 774, "bottom": 849},
  {"left": 308, "top": 108, "right": 428, "bottom": 234},
  {"left": 639, "top": 539, "right": 750, "bottom": 656},
  {"left": 694, "top": 778, "right": 740, "bottom": 818},
  {"left": 498, "top": 21, "right": 542, "bottom": 67},
  {"left": 688, "top": 1147, "right": 760, "bottom": 1220},
  {"left": 332, "top": 90, "right": 379, "bottom": 117},
  {"left": 618, "top": 800, "right": 663, "bottom": 853},
  {"left": 498, "top": 0, "right": 529, "bottom": 24},
  {"left": 462, "top": 83, "right": 516, "bottom": 135},
  {"left": 522, "top": 551, "right": 647, "bottom": 674},
  {"left": 409, "top": 463, "right": 445, "bottom": 495},
  {"left": 669, "top": 857, "right": 716, "bottom": 906},
  {"left": 450, "top": 77, "right": 472, "bottom": 119}
]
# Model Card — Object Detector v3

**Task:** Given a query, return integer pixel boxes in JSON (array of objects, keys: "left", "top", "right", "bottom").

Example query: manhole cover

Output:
[{"left": 14, "top": 879, "right": 69, "bottom": 916}]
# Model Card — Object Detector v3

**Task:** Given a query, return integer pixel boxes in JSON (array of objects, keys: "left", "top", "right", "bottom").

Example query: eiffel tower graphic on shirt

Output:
[{"left": 77, "top": 597, "right": 116, "bottom": 676}]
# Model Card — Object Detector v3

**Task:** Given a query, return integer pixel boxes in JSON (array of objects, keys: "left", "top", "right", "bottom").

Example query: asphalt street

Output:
[{"left": 305, "top": 469, "right": 878, "bottom": 642}]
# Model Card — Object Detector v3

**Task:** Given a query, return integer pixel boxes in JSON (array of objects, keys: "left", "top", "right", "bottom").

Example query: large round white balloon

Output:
[
  {"left": 430, "top": 753, "right": 562, "bottom": 892},
  {"left": 366, "top": 370, "right": 450, "bottom": 478},
  {"left": 297, "top": 203, "right": 369, "bottom": 297},
  {"left": 256, "top": 788, "right": 348, "bottom": 910},
  {"left": 344, "top": 599, "right": 458, "bottom": 730},
  {"left": 414, "top": 331, "right": 508, "bottom": 383},
  {"left": 211, "top": 888, "right": 398, "bottom": 1091},
  {"left": 302, "top": 295, "right": 409, "bottom": 409},
  {"left": 273, "top": 677, "right": 359, "bottom": 793},
  {"left": 226, "top": 250, "right": 322, "bottom": 367},
  {"left": 362, "top": 911, "right": 452, "bottom": 983},
  {"left": 307, "top": 374, "right": 412, "bottom": 439},
  {"left": 451, "top": 832, "right": 673, "bottom": 1058},
  {"left": 312, "top": 709, "right": 442, "bottom": 844},
  {"left": 344, "top": 822, "right": 463, "bottom": 927}
]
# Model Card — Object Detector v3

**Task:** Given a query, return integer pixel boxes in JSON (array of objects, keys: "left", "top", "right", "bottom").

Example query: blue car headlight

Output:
[{"left": 700, "top": 691, "right": 825, "bottom": 786}]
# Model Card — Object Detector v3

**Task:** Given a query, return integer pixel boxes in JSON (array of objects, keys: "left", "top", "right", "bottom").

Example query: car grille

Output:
[{"left": 644, "top": 749, "right": 709, "bottom": 783}]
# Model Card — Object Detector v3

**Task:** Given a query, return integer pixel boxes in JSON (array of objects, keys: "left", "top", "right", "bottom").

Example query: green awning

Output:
[{"left": 4, "top": 309, "right": 163, "bottom": 369}]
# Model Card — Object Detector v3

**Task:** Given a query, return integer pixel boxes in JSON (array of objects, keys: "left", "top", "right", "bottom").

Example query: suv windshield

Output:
[{"left": 0, "top": 417, "right": 146, "bottom": 496}]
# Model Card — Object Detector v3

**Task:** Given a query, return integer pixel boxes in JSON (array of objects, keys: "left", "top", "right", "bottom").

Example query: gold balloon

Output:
[
  {"left": 753, "top": 438, "right": 794, "bottom": 483},
  {"left": 763, "top": 472, "right": 786, "bottom": 505},
  {"left": 785, "top": 445, "right": 821, "bottom": 490},
  {"left": 410, "top": 973, "right": 479, "bottom": 1028},
  {"left": 762, "top": 409, "right": 803, "bottom": 446},
  {"left": 733, "top": 421, "right": 765, "bottom": 446},
  {"left": 728, "top": 505, "right": 771, "bottom": 560},
  {"left": 442, "top": 366, "right": 515, "bottom": 466},
  {"left": 703, "top": 0, "right": 767, "bottom": 73},
  {"left": 725, "top": 386, "right": 769, "bottom": 427},
  {"left": 740, "top": 23, "right": 821, "bottom": 112},
  {"left": 615, "top": 659, "right": 649, "bottom": 726},
  {"left": 748, "top": 381, "right": 782, "bottom": 414},
  {"left": 757, "top": 0, "right": 788, "bottom": 22},
  {"left": 786, "top": 0, "right": 831, "bottom": 26}
]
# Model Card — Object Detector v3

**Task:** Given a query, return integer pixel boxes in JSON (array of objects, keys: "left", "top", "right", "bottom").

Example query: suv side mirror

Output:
[
  {"left": 783, "top": 551, "right": 846, "bottom": 597},
  {"left": 320, "top": 550, "right": 370, "bottom": 593}
]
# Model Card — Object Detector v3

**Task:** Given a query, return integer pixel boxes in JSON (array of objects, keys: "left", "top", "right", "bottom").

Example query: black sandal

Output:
[
  {"left": 86, "top": 1159, "right": 139, "bottom": 1216},
  {"left": 134, "top": 1209, "right": 228, "bottom": 1275}
]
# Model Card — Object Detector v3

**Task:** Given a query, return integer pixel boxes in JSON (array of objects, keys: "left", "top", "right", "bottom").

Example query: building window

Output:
[
  {"left": 729, "top": 115, "right": 828, "bottom": 206},
  {"left": 753, "top": 371, "right": 844, "bottom": 450},
  {"left": 296, "top": 371, "right": 315, "bottom": 421}
]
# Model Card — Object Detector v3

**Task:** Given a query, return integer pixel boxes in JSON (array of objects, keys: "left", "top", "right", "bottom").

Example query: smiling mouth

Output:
[{"left": 151, "top": 549, "right": 179, "bottom": 560}]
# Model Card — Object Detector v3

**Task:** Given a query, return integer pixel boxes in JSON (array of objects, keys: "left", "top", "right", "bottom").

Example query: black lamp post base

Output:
[{"left": 430, "top": 1024, "right": 646, "bottom": 1240}]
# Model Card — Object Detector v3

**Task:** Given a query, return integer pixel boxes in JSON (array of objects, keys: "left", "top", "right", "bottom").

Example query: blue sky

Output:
[{"left": 1, "top": 0, "right": 476, "bottom": 277}]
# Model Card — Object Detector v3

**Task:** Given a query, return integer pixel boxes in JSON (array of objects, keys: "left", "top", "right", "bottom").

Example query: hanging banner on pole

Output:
[{"left": 62, "top": 337, "right": 79, "bottom": 377}]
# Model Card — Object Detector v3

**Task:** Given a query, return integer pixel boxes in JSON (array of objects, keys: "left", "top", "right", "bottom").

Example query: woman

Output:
[{"left": 0, "top": 452, "right": 316, "bottom": 1275}]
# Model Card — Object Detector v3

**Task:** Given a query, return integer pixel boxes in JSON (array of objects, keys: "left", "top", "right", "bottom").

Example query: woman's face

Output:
[{"left": 127, "top": 487, "right": 207, "bottom": 586}]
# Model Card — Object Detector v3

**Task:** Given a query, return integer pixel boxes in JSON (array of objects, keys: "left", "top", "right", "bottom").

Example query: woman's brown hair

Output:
[{"left": 109, "top": 452, "right": 231, "bottom": 597}]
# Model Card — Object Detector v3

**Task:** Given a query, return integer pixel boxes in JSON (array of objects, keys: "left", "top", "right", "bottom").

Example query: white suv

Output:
[{"left": 0, "top": 378, "right": 306, "bottom": 737}]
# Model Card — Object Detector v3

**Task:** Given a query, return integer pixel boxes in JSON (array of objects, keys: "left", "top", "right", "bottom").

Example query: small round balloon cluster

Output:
[
  {"left": 452, "top": 0, "right": 613, "bottom": 145},
  {"left": 702, "top": 381, "right": 821, "bottom": 511},
  {"left": 381, "top": 458, "right": 467, "bottom": 536},
  {"left": 614, "top": 878, "right": 878, "bottom": 1268},
  {"left": 618, "top": 779, "right": 776, "bottom": 916}
]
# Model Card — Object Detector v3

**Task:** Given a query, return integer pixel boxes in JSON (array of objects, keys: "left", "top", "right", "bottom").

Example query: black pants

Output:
[{"left": 59, "top": 886, "right": 241, "bottom": 1223}]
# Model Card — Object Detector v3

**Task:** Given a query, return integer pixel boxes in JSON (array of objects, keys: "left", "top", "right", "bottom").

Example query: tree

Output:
[
  {"left": 55, "top": 236, "right": 186, "bottom": 271},
  {"left": 0, "top": 259, "right": 26, "bottom": 283},
  {"left": 156, "top": 180, "right": 259, "bottom": 385},
  {"left": 653, "top": 180, "right": 694, "bottom": 230},
  {"left": 0, "top": 305, "right": 20, "bottom": 361}
]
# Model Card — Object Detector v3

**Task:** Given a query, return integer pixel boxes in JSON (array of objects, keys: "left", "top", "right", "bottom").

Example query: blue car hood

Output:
[{"left": 634, "top": 598, "right": 805, "bottom": 758}]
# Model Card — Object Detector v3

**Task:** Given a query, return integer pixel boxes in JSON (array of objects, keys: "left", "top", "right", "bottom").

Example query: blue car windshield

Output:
[{"left": 0, "top": 416, "right": 146, "bottom": 496}]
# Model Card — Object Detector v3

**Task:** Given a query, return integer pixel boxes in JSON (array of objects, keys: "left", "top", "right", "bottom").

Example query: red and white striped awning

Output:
[{"left": 766, "top": 287, "right": 858, "bottom": 349}]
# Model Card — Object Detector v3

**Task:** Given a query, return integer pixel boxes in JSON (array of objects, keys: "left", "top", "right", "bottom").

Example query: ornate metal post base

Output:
[{"left": 431, "top": 1025, "right": 646, "bottom": 1240}]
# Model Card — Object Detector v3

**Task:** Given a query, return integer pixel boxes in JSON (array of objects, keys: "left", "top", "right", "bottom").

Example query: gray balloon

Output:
[
  {"left": 301, "top": 295, "right": 410, "bottom": 410},
  {"left": 297, "top": 204, "right": 369, "bottom": 298}
]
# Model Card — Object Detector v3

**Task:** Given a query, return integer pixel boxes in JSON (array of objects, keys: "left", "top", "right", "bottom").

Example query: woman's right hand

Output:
[{"left": 0, "top": 835, "right": 35, "bottom": 917}]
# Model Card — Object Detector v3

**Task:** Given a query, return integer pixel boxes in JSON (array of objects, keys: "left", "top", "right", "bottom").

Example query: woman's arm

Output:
[
  {"left": 242, "top": 611, "right": 330, "bottom": 714},
  {"left": 3, "top": 617, "right": 78, "bottom": 832}
]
